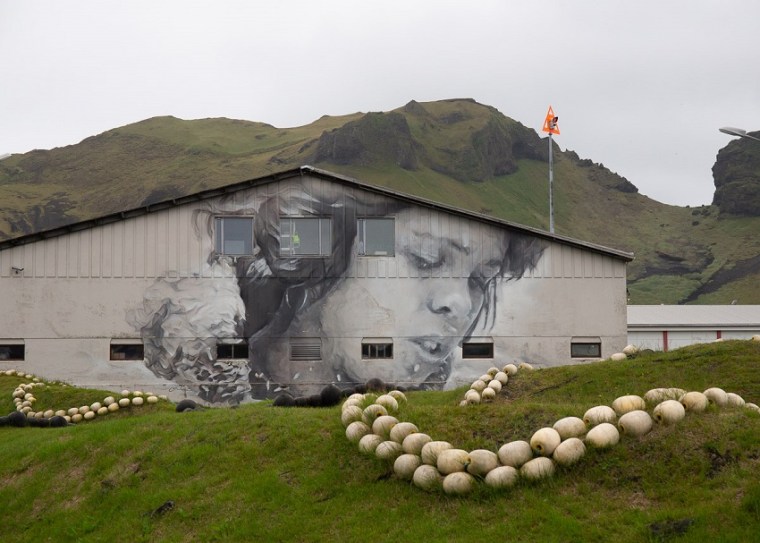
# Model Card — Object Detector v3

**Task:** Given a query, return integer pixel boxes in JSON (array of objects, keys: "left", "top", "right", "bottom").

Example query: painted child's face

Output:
[{"left": 312, "top": 208, "right": 507, "bottom": 388}]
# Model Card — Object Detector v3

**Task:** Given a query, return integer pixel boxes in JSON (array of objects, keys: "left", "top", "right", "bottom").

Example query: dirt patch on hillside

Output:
[{"left": 682, "top": 254, "right": 760, "bottom": 303}]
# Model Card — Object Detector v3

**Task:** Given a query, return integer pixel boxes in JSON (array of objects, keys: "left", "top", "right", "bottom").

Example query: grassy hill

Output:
[
  {"left": 1, "top": 340, "right": 759, "bottom": 542},
  {"left": 1, "top": 99, "right": 758, "bottom": 304}
]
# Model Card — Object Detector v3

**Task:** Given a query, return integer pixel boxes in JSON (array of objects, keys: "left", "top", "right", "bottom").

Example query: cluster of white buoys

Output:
[
  {"left": 341, "top": 377, "right": 759, "bottom": 496},
  {"left": 3, "top": 369, "right": 167, "bottom": 426},
  {"left": 611, "top": 344, "right": 640, "bottom": 361},
  {"left": 459, "top": 362, "right": 534, "bottom": 406}
]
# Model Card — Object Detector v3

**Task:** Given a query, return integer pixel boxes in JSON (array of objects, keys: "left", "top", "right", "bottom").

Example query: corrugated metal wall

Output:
[{"left": 0, "top": 178, "right": 625, "bottom": 281}]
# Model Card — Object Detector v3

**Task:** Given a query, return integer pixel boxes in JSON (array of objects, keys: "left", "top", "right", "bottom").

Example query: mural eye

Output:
[{"left": 406, "top": 251, "right": 443, "bottom": 271}]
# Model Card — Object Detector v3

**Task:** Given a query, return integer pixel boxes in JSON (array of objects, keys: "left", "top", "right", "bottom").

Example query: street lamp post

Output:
[{"left": 719, "top": 127, "right": 760, "bottom": 143}]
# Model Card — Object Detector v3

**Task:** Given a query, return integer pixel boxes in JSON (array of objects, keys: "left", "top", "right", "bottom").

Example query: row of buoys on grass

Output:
[
  {"left": 1, "top": 369, "right": 168, "bottom": 428},
  {"left": 459, "top": 362, "right": 534, "bottom": 405},
  {"left": 459, "top": 345, "right": 651, "bottom": 407},
  {"left": 342, "top": 380, "right": 759, "bottom": 496}
]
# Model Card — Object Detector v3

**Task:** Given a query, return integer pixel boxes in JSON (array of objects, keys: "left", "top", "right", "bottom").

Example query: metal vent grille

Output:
[{"left": 290, "top": 338, "right": 322, "bottom": 361}]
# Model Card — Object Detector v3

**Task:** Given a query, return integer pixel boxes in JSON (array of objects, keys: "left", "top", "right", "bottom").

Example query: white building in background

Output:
[
  {"left": 627, "top": 305, "right": 760, "bottom": 351},
  {"left": 0, "top": 166, "right": 632, "bottom": 404}
]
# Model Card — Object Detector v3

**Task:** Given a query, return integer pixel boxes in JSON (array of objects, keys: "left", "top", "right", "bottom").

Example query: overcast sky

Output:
[{"left": 2, "top": 1, "right": 758, "bottom": 207}]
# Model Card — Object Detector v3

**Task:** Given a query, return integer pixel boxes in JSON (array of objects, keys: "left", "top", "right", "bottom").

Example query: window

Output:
[
  {"left": 0, "top": 343, "right": 24, "bottom": 361},
  {"left": 290, "top": 338, "right": 322, "bottom": 360},
  {"left": 280, "top": 217, "right": 331, "bottom": 256},
  {"left": 217, "top": 340, "right": 249, "bottom": 360},
  {"left": 110, "top": 343, "right": 144, "bottom": 361},
  {"left": 358, "top": 218, "right": 395, "bottom": 256},
  {"left": 215, "top": 217, "right": 254, "bottom": 255},
  {"left": 571, "top": 343, "right": 601, "bottom": 358},
  {"left": 571, "top": 338, "right": 602, "bottom": 358},
  {"left": 361, "top": 340, "right": 394, "bottom": 359},
  {"left": 462, "top": 340, "right": 494, "bottom": 359}
]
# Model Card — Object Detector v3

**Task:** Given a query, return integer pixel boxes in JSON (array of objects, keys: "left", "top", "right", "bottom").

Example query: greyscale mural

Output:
[{"left": 128, "top": 182, "right": 545, "bottom": 404}]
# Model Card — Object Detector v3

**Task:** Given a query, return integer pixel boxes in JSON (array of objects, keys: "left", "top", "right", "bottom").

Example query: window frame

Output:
[
  {"left": 357, "top": 217, "right": 395, "bottom": 256},
  {"left": 462, "top": 339, "right": 494, "bottom": 359},
  {"left": 109, "top": 342, "right": 145, "bottom": 361},
  {"left": 570, "top": 338, "right": 602, "bottom": 358},
  {"left": 214, "top": 216, "right": 255, "bottom": 256},
  {"left": 361, "top": 339, "right": 394, "bottom": 359},
  {"left": 0, "top": 342, "right": 25, "bottom": 361},
  {"left": 216, "top": 340, "right": 249, "bottom": 360},
  {"left": 279, "top": 217, "right": 332, "bottom": 257}
]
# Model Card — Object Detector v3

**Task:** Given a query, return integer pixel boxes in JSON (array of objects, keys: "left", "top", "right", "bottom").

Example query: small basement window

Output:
[
  {"left": 290, "top": 338, "right": 322, "bottom": 361},
  {"left": 462, "top": 339, "right": 494, "bottom": 359},
  {"left": 0, "top": 342, "right": 25, "bottom": 361},
  {"left": 571, "top": 337, "right": 602, "bottom": 358},
  {"left": 361, "top": 339, "right": 394, "bottom": 359},
  {"left": 358, "top": 218, "right": 395, "bottom": 256},
  {"left": 110, "top": 342, "right": 145, "bottom": 361},
  {"left": 215, "top": 217, "right": 254, "bottom": 255},
  {"left": 217, "top": 340, "right": 249, "bottom": 360}
]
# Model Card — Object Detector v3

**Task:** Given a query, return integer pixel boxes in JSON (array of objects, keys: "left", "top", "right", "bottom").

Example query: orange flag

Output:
[{"left": 542, "top": 106, "right": 560, "bottom": 135}]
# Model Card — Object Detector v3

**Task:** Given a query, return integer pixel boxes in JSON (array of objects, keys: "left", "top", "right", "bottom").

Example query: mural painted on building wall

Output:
[{"left": 128, "top": 182, "right": 545, "bottom": 404}]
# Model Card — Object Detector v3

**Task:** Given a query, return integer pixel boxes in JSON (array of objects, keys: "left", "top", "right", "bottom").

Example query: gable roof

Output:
[{"left": 0, "top": 165, "right": 634, "bottom": 261}]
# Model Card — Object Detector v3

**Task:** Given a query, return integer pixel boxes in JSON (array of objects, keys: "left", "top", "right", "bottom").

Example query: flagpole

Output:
[{"left": 548, "top": 132, "right": 554, "bottom": 233}]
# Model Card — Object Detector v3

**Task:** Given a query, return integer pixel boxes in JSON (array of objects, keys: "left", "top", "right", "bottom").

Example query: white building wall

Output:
[
  {"left": 627, "top": 331, "right": 666, "bottom": 351},
  {"left": 0, "top": 174, "right": 629, "bottom": 402},
  {"left": 668, "top": 331, "right": 719, "bottom": 350},
  {"left": 721, "top": 331, "right": 759, "bottom": 340},
  {"left": 628, "top": 328, "right": 759, "bottom": 352}
]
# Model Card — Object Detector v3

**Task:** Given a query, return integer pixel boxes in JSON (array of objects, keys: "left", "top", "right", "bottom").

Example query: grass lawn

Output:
[{"left": 1, "top": 340, "right": 759, "bottom": 542}]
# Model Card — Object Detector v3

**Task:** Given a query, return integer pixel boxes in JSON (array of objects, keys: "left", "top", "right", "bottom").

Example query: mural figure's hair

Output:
[{"left": 468, "top": 230, "right": 545, "bottom": 336}]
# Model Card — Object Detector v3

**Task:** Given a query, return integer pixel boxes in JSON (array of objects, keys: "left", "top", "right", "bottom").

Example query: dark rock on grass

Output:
[
  {"left": 306, "top": 394, "right": 323, "bottom": 407},
  {"left": 319, "top": 384, "right": 342, "bottom": 407},
  {"left": 175, "top": 399, "right": 198, "bottom": 412},
  {"left": 49, "top": 415, "right": 68, "bottom": 427},
  {"left": 150, "top": 500, "right": 175, "bottom": 517},
  {"left": 27, "top": 417, "right": 50, "bottom": 428},
  {"left": 365, "top": 378, "right": 386, "bottom": 392},
  {"left": 293, "top": 396, "right": 309, "bottom": 407},
  {"left": 272, "top": 393, "right": 295, "bottom": 407},
  {"left": 7, "top": 411, "right": 27, "bottom": 427}
]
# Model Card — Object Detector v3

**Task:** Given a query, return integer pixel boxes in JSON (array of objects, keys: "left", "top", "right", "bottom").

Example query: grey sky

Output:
[{"left": 2, "top": 0, "right": 758, "bottom": 207}]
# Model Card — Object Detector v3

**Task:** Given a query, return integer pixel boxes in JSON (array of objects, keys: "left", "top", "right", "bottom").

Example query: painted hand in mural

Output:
[{"left": 128, "top": 259, "right": 250, "bottom": 404}]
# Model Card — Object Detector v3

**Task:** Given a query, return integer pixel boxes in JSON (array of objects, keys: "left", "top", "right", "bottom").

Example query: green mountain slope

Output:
[{"left": 1, "top": 98, "right": 758, "bottom": 304}]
